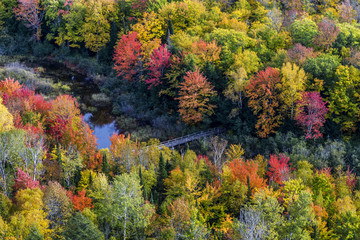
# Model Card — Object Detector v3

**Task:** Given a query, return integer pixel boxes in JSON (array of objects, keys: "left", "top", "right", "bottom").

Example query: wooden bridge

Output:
[{"left": 158, "top": 128, "right": 225, "bottom": 149}]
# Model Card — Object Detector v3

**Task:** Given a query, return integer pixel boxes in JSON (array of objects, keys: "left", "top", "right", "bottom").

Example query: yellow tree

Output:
[
  {"left": 280, "top": 62, "right": 307, "bottom": 119},
  {"left": 9, "top": 188, "right": 51, "bottom": 239},
  {"left": 0, "top": 98, "right": 13, "bottom": 133},
  {"left": 82, "top": 0, "right": 115, "bottom": 53},
  {"left": 224, "top": 50, "right": 260, "bottom": 116},
  {"left": 224, "top": 68, "right": 248, "bottom": 116},
  {"left": 132, "top": 11, "right": 165, "bottom": 44}
]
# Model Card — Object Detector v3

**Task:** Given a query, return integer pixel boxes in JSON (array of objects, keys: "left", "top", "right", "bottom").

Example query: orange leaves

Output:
[
  {"left": 227, "top": 159, "right": 266, "bottom": 192},
  {"left": 49, "top": 95, "right": 80, "bottom": 121},
  {"left": 189, "top": 40, "right": 222, "bottom": 65},
  {"left": 109, "top": 133, "right": 131, "bottom": 158},
  {"left": 113, "top": 32, "right": 142, "bottom": 82},
  {"left": 176, "top": 68, "right": 217, "bottom": 125},
  {"left": 67, "top": 189, "right": 93, "bottom": 212},
  {"left": 13, "top": 0, "right": 43, "bottom": 41},
  {"left": 0, "top": 78, "right": 22, "bottom": 98},
  {"left": 245, "top": 67, "right": 283, "bottom": 138}
]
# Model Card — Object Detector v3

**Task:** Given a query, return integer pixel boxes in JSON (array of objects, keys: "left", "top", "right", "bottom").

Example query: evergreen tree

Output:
[
  {"left": 155, "top": 153, "right": 167, "bottom": 208},
  {"left": 26, "top": 225, "right": 43, "bottom": 240},
  {"left": 101, "top": 153, "right": 110, "bottom": 179},
  {"left": 62, "top": 212, "right": 103, "bottom": 240}
]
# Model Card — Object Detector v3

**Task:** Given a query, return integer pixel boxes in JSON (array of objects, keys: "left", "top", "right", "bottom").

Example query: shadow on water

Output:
[{"left": 25, "top": 60, "right": 117, "bottom": 149}]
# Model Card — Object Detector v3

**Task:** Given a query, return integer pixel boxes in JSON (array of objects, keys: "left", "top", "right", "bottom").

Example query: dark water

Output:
[{"left": 25, "top": 60, "right": 117, "bottom": 149}]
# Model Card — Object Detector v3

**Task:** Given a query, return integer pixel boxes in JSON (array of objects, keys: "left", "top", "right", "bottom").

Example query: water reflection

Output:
[{"left": 84, "top": 113, "right": 116, "bottom": 149}]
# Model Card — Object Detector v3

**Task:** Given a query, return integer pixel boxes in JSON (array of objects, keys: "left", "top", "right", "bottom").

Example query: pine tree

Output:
[
  {"left": 26, "top": 225, "right": 43, "bottom": 240},
  {"left": 155, "top": 153, "right": 167, "bottom": 208},
  {"left": 101, "top": 153, "right": 110, "bottom": 179}
]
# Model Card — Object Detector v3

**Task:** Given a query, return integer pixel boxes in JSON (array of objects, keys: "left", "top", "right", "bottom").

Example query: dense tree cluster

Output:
[
  {"left": 0, "top": 82, "right": 359, "bottom": 238},
  {"left": 2, "top": 0, "right": 360, "bottom": 238}
]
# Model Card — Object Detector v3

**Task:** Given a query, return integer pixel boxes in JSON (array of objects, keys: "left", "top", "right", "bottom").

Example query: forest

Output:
[{"left": 2, "top": 0, "right": 360, "bottom": 239}]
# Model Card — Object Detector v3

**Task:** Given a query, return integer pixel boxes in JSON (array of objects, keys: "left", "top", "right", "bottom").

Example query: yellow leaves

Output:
[
  {"left": 280, "top": 62, "right": 307, "bottom": 118},
  {"left": 171, "top": 31, "right": 200, "bottom": 52},
  {"left": 10, "top": 188, "right": 51, "bottom": 239},
  {"left": 225, "top": 144, "right": 244, "bottom": 161},
  {"left": 132, "top": 12, "right": 165, "bottom": 44},
  {"left": 141, "top": 38, "right": 161, "bottom": 63},
  {"left": 159, "top": 0, "right": 206, "bottom": 33},
  {"left": 0, "top": 98, "right": 13, "bottom": 133},
  {"left": 282, "top": 178, "right": 307, "bottom": 208},
  {"left": 334, "top": 196, "right": 357, "bottom": 215}
]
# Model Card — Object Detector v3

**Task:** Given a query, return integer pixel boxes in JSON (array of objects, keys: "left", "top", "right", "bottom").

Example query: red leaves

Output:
[
  {"left": 346, "top": 166, "right": 356, "bottom": 192},
  {"left": 113, "top": 32, "right": 142, "bottom": 82},
  {"left": 245, "top": 67, "right": 282, "bottom": 138},
  {"left": 67, "top": 189, "right": 93, "bottom": 212},
  {"left": 295, "top": 91, "right": 328, "bottom": 139},
  {"left": 145, "top": 44, "right": 172, "bottom": 89},
  {"left": 176, "top": 68, "right": 216, "bottom": 125},
  {"left": 45, "top": 116, "right": 69, "bottom": 142},
  {"left": 13, "top": 168, "right": 40, "bottom": 192},
  {"left": 227, "top": 159, "right": 266, "bottom": 191},
  {"left": 267, "top": 154, "right": 292, "bottom": 185}
]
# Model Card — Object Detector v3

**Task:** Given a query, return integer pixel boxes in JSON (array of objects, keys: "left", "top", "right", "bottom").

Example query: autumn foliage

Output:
[
  {"left": 176, "top": 69, "right": 217, "bottom": 125},
  {"left": 13, "top": 0, "right": 43, "bottom": 40},
  {"left": 145, "top": 44, "right": 172, "bottom": 89},
  {"left": 13, "top": 168, "right": 40, "bottom": 192},
  {"left": 227, "top": 159, "right": 266, "bottom": 191},
  {"left": 295, "top": 91, "right": 328, "bottom": 139},
  {"left": 267, "top": 154, "right": 292, "bottom": 185},
  {"left": 245, "top": 67, "right": 283, "bottom": 138},
  {"left": 67, "top": 189, "right": 93, "bottom": 212},
  {"left": 113, "top": 32, "right": 142, "bottom": 82}
]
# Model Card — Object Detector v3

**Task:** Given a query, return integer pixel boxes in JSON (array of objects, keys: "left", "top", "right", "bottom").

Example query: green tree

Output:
[
  {"left": 155, "top": 153, "right": 167, "bottom": 207},
  {"left": 290, "top": 18, "right": 318, "bottom": 47},
  {"left": 62, "top": 212, "right": 103, "bottom": 240},
  {"left": 280, "top": 184, "right": 314, "bottom": 239},
  {"left": 328, "top": 65, "right": 360, "bottom": 134},
  {"left": 303, "top": 54, "right": 341, "bottom": 86},
  {"left": 112, "top": 173, "right": 154, "bottom": 239}
]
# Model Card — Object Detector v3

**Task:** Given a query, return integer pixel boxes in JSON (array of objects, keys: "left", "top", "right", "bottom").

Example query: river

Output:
[{"left": 24, "top": 60, "right": 118, "bottom": 149}]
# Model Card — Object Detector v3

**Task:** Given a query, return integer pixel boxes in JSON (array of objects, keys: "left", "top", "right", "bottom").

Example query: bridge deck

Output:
[{"left": 158, "top": 128, "right": 224, "bottom": 149}]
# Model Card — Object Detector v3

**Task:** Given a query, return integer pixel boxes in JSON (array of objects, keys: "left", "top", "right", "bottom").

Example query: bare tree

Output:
[
  {"left": 235, "top": 208, "right": 267, "bottom": 240},
  {"left": 267, "top": 7, "right": 283, "bottom": 32},
  {"left": 21, "top": 134, "right": 45, "bottom": 180},
  {"left": 209, "top": 136, "right": 228, "bottom": 172}
]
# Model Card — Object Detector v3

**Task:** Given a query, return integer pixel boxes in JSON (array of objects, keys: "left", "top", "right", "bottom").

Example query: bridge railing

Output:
[{"left": 158, "top": 128, "right": 224, "bottom": 149}]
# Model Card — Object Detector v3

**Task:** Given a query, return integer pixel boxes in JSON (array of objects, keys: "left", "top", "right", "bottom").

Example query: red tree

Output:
[
  {"left": 13, "top": 0, "right": 43, "bottom": 41},
  {"left": 13, "top": 168, "right": 40, "bottom": 192},
  {"left": 227, "top": 159, "right": 266, "bottom": 192},
  {"left": 113, "top": 32, "right": 142, "bottom": 82},
  {"left": 295, "top": 91, "right": 328, "bottom": 139},
  {"left": 176, "top": 68, "right": 217, "bottom": 125},
  {"left": 67, "top": 189, "right": 93, "bottom": 212},
  {"left": 267, "top": 154, "right": 292, "bottom": 185},
  {"left": 45, "top": 116, "right": 69, "bottom": 142},
  {"left": 245, "top": 67, "right": 283, "bottom": 138},
  {"left": 145, "top": 45, "right": 172, "bottom": 89}
]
